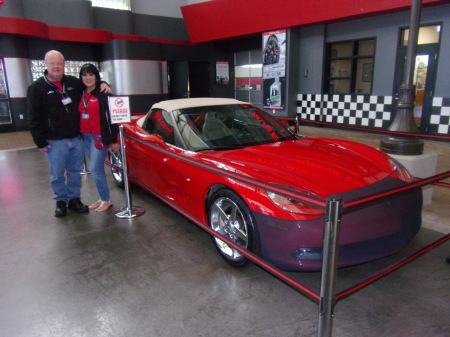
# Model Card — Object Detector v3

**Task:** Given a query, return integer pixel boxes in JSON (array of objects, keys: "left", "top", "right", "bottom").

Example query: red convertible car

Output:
[{"left": 109, "top": 98, "right": 422, "bottom": 271}]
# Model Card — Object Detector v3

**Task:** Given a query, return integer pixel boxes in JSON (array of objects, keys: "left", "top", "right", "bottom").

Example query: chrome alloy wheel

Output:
[
  {"left": 210, "top": 196, "right": 249, "bottom": 263},
  {"left": 109, "top": 151, "right": 124, "bottom": 187}
]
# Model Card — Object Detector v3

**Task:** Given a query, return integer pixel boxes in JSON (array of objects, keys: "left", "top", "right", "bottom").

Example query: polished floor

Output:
[{"left": 0, "top": 126, "right": 449, "bottom": 337}]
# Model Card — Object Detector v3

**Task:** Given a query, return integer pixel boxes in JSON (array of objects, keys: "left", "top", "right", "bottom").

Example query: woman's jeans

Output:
[
  {"left": 45, "top": 136, "right": 84, "bottom": 202},
  {"left": 81, "top": 133, "right": 110, "bottom": 201}
]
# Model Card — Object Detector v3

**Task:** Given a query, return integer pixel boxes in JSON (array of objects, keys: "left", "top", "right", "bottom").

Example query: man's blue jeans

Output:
[
  {"left": 45, "top": 136, "right": 84, "bottom": 202},
  {"left": 82, "top": 133, "right": 111, "bottom": 202}
]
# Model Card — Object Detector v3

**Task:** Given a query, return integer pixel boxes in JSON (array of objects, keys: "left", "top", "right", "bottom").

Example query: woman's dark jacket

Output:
[{"left": 88, "top": 85, "right": 119, "bottom": 145}]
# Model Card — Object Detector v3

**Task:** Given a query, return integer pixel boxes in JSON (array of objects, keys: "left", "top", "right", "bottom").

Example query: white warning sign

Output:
[{"left": 109, "top": 96, "right": 131, "bottom": 124}]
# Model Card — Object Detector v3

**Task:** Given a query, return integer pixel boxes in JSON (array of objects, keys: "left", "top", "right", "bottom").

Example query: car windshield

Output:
[{"left": 172, "top": 104, "right": 296, "bottom": 151}]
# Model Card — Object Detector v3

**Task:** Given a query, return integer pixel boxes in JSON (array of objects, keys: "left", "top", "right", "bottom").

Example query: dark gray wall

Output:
[
  {"left": 430, "top": 5, "right": 450, "bottom": 97},
  {"left": 0, "top": 0, "right": 24, "bottom": 18},
  {"left": 297, "top": 25, "right": 325, "bottom": 95},
  {"left": 324, "top": 13, "right": 407, "bottom": 96},
  {"left": 93, "top": 7, "right": 134, "bottom": 35},
  {"left": 27, "top": 40, "right": 104, "bottom": 61},
  {"left": 303, "top": 4, "right": 450, "bottom": 97},
  {"left": 132, "top": 14, "right": 189, "bottom": 40},
  {"left": 22, "top": 0, "right": 94, "bottom": 29},
  {"left": 286, "top": 29, "right": 300, "bottom": 117},
  {"left": 1, "top": 0, "right": 189, "bottom": 41}
]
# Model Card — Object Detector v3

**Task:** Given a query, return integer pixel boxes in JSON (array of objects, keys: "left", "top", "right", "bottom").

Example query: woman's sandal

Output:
[
  {"left": 96, "top": 200, "right": 113, "bottom": 212},
  {"left": 89, "top": 200, "right": 102, "bottom": 209}
]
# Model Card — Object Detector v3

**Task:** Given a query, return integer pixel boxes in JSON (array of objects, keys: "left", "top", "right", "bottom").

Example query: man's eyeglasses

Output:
[{"left": 47, "top": 62, "right": 64, "bottom": 67}]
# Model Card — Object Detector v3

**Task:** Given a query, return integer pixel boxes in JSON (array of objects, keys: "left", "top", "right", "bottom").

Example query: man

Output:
[{"left": 28, "top": 50, "right": 110, "bottom": 217}]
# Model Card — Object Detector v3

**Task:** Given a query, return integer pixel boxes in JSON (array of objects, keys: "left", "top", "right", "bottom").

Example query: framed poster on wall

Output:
[
  {"left": 216, "top": 61, "right": 229, "bottom": 85},
  {"left": 262, "top": 30, "right": 286, "bottom": 109}
]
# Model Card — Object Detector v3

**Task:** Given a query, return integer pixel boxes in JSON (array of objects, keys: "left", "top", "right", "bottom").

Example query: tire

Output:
[
  {"left": 263, "top": 34, "right": 280, "bottom": 65},
  {"left": 208, "top": 189, "right": 260, "bottom": 267},
  {"left": 109, "top": 151, "right": 124, "bottom": 188}
]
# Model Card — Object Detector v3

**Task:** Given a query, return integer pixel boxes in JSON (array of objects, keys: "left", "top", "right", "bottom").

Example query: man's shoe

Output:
[
  {"left": 55, "top": 200, "right": 67, "bottom": 217},
  {"left": 68, "top": 198, "right": 89, "bottom": 213},
  {"left": 445, "top": 258, "right": 450, "bottom": 265}
]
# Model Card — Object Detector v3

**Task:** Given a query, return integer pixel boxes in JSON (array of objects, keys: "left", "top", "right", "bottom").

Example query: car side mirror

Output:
[{"left": 140, "top": 134, "right": 169, "bottom": 148}]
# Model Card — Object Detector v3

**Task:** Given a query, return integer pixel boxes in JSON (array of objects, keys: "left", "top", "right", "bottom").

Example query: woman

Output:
[{"left": 78, "top": 63, "right": 120, "bottom": 212}]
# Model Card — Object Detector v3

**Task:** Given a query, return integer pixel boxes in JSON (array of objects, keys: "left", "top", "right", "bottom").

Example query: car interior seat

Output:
[
  {"left": 202, "top": 111, "right": 232, "bottom": 140},
  {"left": 176, "top": 114, "right": 207, "bottom": 150}
]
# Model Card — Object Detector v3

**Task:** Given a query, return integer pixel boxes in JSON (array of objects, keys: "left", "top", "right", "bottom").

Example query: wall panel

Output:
[
  {"left": 3, "top": 58, "right": 32, "bottom": 98},
  {"left": 22, "top": 0, "right": 94, "bottom": 29}
]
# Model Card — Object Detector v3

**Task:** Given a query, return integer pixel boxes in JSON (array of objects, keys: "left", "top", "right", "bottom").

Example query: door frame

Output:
[{"left": 393, "top": 32, "right": 440, "bottom": 134}]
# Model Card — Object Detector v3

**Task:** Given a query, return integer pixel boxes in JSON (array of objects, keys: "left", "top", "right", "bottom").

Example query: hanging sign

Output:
[
  {"left": 262, "top": 29, "right": 287, "bottom": 110},
  {"left": 108, "top": 96, "right": 131, "bottom": 124}
]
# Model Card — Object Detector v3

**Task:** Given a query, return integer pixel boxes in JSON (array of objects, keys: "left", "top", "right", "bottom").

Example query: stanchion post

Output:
[
  {"left": 318, "top": 198, "right": 343, "bottom": 337},
  {"left": 81, "top": 155, "right": 90, "bottom": 175},
  {"left": 115, "top": 125, "right": 145, "bottom": 219}
]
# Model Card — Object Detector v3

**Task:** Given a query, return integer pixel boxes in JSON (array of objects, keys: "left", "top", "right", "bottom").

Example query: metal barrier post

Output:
[
  {"left": 115, "top": 125, "right": 145, "bottom": 219},
  {"left": 318, "top": 198, "right": 343, "bottom": 337},
  {"left": 81, "top": 155, "right": 90, "bottom": 175}
]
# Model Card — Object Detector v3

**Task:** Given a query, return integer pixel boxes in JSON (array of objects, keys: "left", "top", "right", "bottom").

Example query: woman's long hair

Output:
[{"left": 79, "top": 63, "right": 101, "bottom": 88}]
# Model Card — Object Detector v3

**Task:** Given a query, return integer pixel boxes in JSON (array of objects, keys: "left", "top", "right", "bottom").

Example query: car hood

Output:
[{"left": 198, "top": 137, "right": 393, "bottom": 199}]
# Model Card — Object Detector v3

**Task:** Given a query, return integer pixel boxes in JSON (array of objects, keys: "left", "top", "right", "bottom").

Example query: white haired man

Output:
[{"left": 28, "top": 50, "right": 111, "bottom": 217}]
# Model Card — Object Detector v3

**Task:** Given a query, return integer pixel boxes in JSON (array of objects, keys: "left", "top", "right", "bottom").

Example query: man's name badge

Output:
[{"left": 62, "top": 97, "right": 72, "bottom": 105}]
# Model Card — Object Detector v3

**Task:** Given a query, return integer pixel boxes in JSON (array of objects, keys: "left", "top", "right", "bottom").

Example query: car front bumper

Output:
[{"left": 253, "top": 184, "right": 423, "bottom": 272}]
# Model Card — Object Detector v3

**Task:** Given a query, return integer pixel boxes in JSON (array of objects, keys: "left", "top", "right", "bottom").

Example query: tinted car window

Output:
[
  {"left": 173, "top": 104, "right": 296, "bottom": 151},
  {"left": 144, "top": 109, "right": 175, "bottom": 144}
]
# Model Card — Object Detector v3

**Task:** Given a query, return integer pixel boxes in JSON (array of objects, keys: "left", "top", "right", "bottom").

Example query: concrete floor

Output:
[{"left": 0, "top": 126, "right": 449, "bottom": 337}]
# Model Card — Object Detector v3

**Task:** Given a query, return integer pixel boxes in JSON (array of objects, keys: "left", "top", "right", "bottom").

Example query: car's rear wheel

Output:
[
  {"left": 208, "top": 189, "right": 260, "bottom": 267},
  {"left": 109, "top": 151, "right": 124, "bottom": 188}
]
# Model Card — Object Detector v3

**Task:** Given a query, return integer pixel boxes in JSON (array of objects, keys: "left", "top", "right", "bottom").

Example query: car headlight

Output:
[
  {"left": 267, "top": 191, "right": 325, "bottom": 215},
  {"left": 388, "top": 158, "right": 415, "bottom": 182}
]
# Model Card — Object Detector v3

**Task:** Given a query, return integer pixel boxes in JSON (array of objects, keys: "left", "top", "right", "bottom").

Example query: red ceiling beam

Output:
[
  {"left": 0, "top": 17, "right": 190, "bottom": 45},
  {"left": 0, "top": 16, "right": 48, "bottom": 39},
  {"left": 181, "top": 0, "right": 450, "bottom": 43},
  {"left": 48, "top": 26, "right": 113, "bottom": 43}
]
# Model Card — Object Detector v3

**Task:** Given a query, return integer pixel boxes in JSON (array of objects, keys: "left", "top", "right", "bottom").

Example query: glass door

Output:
[
  {"left": 413, "top": 54, "right": 428, "bottom": 127},
  {"left": 393, "top": 25, "right": 441, "bottom": 133},
  {"left": 394, "top": 46, "right": 438, "bottom": 133}
]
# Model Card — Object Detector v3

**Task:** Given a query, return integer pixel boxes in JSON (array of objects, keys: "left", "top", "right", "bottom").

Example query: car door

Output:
[{"left": 129, "top": 109, "right": 202, "bottom": 213}]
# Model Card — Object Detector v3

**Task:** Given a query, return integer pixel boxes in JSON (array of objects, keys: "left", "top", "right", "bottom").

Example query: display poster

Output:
[
  {"left": 108, "top": 96, "right": 131, "bottom": 124},
  {"left": 262, "top": 30, "right": 287, "bottom": 110},
  {"left": 216, "top": 61, "right": 229, "bottom": 85}
]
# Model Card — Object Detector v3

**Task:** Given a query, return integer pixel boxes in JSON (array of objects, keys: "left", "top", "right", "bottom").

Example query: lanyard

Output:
[
  {"left": 44, "top": 76, "right": 66, "bottom": 97},
  {"left": 83, "top": 91, "right": 93, "bottom": 113}
]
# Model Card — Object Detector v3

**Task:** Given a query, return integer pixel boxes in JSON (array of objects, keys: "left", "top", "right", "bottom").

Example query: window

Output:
[
  {"left": 144, "top": 109, "right": 175, "bottom": 145},
  {"left": 401, "top": 24, "right": 441, "bottom": 46},
  {"left": 87, "top": 0, "right": 130, "bottom": 10},
  {"left": 235, "top": 49, "right": 263, "bottom": 91},
  {"left": 234, "top": 49, "right": 264, "bottom": 110},
  {"left": 326, "top": 39, "right": 375, "bottom": 94}
]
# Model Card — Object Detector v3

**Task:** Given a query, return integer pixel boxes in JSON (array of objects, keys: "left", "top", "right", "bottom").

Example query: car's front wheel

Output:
[
  {"left": 109, "top": 151, "right": 124, "bottom": 188},
  {"left": 208, "top": 189, "right": 260, "bottom": 267}
]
